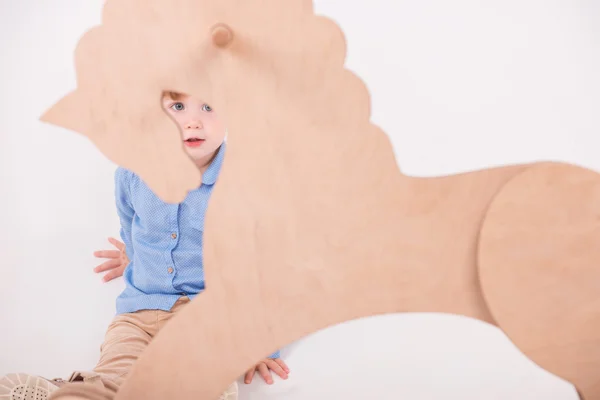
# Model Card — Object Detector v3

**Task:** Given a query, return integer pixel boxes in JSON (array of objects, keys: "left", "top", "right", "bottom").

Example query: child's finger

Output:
[
  {"left": 94, "top": 249, "right": 120, "bottom": 259},
  {"left": 258, "top": 363, "right": 273, "bottom": 384},
  {"left": 108, "top": 237, "right": 125, "bottom": 251},
  {"left": 274, "top": 358, "right": 290, "bottom": 374},
  {"left": 103, "top": 267, "right": 125, "bottom": 282},
  {"left": 266, "top": 359, "right": 287, "bottom": 379},
  {"left": 94, "top": 259, "right": 120, "bottom": 273},
  {"left": 244, "top": 369, "right": 254, "bottom": 384}
]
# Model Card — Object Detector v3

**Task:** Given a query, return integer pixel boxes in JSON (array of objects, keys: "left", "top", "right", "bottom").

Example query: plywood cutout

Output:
[
  {"left": 479, "top": 162, "right": 600, "bottom": 399},
  {"left": 40, "top": 0, "right": 599, "bottom": 399}
]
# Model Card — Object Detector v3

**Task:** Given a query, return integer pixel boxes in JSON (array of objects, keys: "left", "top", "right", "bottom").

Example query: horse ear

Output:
[{"left": 40, "top": 91, "right": 89, "bottom": 135}]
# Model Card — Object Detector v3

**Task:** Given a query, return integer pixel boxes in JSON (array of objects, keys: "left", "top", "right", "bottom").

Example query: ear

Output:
[{"left": 40, "top": 91, "right": 90, "bottom": 136}]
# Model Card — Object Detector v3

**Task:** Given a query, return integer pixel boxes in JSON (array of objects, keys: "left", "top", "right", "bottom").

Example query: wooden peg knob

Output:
[{"left": 211, "top": 23, "right": 234, "bottom": 48}]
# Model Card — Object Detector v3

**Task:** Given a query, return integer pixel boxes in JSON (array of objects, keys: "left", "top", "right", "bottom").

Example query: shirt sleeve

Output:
[{"left": 115, "top": 167, "right": 135, "bottom": 261}]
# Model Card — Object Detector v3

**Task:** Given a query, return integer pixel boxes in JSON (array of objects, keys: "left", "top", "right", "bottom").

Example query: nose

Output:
[{"left": 185, "top": 120, "right": 203, "bottom": 129}]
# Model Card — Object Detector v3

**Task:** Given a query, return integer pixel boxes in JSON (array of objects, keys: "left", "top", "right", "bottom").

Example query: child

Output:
[{"left": 0, "top": 92, "right": 289, "bottom": 400}]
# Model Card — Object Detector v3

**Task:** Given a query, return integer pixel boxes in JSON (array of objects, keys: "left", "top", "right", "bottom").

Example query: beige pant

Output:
[{"left": 49, "top": 297, "right": 191, "bottom": 400}]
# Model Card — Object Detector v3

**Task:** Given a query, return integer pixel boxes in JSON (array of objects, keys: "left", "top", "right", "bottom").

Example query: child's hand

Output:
[
  {"left": 244, "top": 358, "right": 289, "bottom": 385},
  {"left": 93, "top": 237, "right": 129, "bottom": 282}
]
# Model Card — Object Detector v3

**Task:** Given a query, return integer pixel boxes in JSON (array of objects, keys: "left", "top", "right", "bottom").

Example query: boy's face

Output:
[{"left": 162, "top": 93, "right": 226, "bottom": 165}]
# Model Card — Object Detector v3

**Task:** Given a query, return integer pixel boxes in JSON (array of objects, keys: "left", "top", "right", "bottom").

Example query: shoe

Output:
[
  {"left": 218, "top": 381, "right": 238, "bottom": 400},
  {"left": 0, "top": 373, "right": 63, "bottom": 400}
]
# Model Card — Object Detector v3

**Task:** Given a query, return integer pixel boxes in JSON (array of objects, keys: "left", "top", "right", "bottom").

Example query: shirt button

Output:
[
  {"left": 171, "top": 233, "right": 177, "bottom": 239},
  {"left": 167, "top": 267, "right": 174, "bottom": 274}
]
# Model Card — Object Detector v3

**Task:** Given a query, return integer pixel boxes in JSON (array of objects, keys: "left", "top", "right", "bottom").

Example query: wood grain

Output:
[
  {"left": 38, "top": 0, "right": 599, "bottom": 399},
  {"left": 478, "top": 162, "right": 600, "bottom": 400}
]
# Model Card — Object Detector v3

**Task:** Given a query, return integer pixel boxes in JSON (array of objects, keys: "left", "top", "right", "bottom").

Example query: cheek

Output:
[{"left": 206, "top": 118, "right": 225, "bottom": 136}]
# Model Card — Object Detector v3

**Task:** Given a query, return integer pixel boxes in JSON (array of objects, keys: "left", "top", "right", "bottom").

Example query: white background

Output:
[{"left": 1, "top": 0, "right": 599, "bottom": 399}]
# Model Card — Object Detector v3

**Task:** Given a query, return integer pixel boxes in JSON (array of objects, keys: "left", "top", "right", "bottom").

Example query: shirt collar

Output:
[{"left": 201, "top": 142, "right": 226, "bottom": 186}]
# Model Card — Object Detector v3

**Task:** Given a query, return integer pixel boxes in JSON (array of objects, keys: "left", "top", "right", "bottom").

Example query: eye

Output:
[
  {"left": 202, "top": 104, "right": 212, "bottom": 112},
  {"left": 170, "top": 102, "right": 185, "bottom": 111}
]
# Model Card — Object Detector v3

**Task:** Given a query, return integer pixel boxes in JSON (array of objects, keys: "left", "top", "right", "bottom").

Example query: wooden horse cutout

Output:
[{"left": 40, "top": 0, "right": 600, "bottom": 398}]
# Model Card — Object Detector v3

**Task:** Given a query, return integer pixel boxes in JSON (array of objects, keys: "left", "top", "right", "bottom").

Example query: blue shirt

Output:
[{"left": 113, "top": 144, "right": 279, "bottom": 358}]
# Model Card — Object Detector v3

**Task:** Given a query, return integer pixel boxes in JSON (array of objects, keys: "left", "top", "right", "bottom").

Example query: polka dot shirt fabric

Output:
[{"left": 112, "top": 143, "right": 279, "bottom": 358}]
